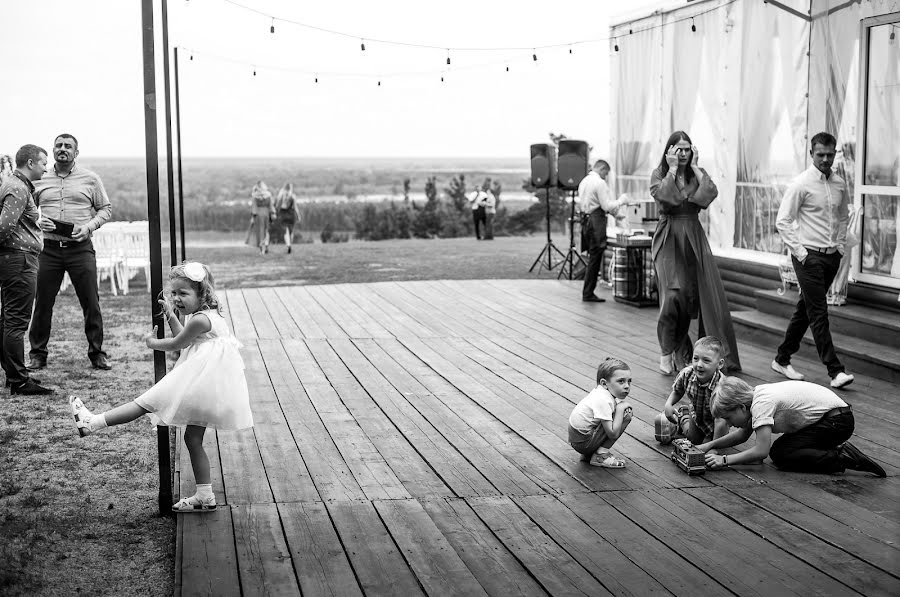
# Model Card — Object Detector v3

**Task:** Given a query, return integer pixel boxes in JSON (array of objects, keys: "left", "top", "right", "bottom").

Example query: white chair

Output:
[
  {"left": 92, "top": 226, "right": 122, "bottom": 295},
  {"left": 118, "top": 221, "right": 150, "bottom": 295}
]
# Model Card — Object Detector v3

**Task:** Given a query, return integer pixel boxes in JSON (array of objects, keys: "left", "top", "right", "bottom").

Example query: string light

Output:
[
  {"left": 691, "top": 18, "right": 697, "bottom": 33},
  {"left": 891, "top": 26, "right": 896, "bottom": 41},
  {"left": 505, "top": 65, "right": 509, "bottom": 72},
  {"left": 270, "top": 18, "right": 275, "bottom": 34},
  {"left": 314, "top": 74, "right": 318, "bottom": 83},
  {"left": 614, "top": 38, "right": 619, "bottom": 52},
  {"left": 446, "top": 49, "right": 451, "bottom": 65},
  {"left": 568, "top": 46, "right": 573, "bottom": 54},
  {"left": 361, "top": 39, "right": 366, "bottom": 52},
  {"left": 252, "top": 66, "right": 256, "bottom": 76},
  {"left": 377, "top": 80, "right": 381, "bottom": 86},
  {"left": 532, "top": 50, "right": 537, "bottom": 61}
]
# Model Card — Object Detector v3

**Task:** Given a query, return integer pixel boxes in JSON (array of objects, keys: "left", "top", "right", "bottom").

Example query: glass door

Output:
[{"left": 855, "top": 15, "right": 900, "bottom": 289}]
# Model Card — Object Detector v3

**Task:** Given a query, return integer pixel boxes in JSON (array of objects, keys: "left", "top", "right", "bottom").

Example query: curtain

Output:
[{"left": 669, "top": 11, "right": 705, "bottom": 132}]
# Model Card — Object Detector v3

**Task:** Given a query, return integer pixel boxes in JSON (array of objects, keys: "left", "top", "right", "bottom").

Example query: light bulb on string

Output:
[
  {"left": 891, "top": 26, "right": 896, "bottom": 41},
  {"left": 361, "top": 39, "right": 366, "bottom": 52},
  {"left": 532, "top": 50, "right": 537, "bottom": 61},
  {"left": 505, "top": 65, "right": 509, "bottom": 72},
  {"left": 270, "top": 18, "right": 275, "bottom": 34},
  {"left": 253, "top": 67, "right": 257, "bottom": 77},
  {"left": 189, "top": 54, "right": 193, "bottom": 61},
  {"left": 569, "top": 46, "right": 573, "bottom": 54},
  {"left": 446, "top": 49, "right": 451, "bottom": 66},
  {"left": 314, "top": 74, "right": 318, "bottom": 83},
  {"left": 691, "top": 18, "right": 696, "bottom": 33},
  {"left": 614, "top": 38, "right": 619, "bottom": 52}
]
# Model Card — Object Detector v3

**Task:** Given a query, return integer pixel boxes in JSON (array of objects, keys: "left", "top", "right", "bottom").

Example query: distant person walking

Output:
[
  {"left": 31, "top": 134, "right": 113, "bottom": 371},
  {"left": 247, "top": 181, "right": 274, "bottom": 254},
  {"left": 482, "top": 178, "right": 497, "bottom": 240},
  {"left": 771, "top": 132, "right": 854, "bottom": 389},
  {"left": 578, "top": 159, "right": 633, "bottom": 303},
  {"left": 0, "top": 154, "right": 14, "bottom": 183},
  {"left": 0, "top": 144, "right": 51, "bottom": 395},
  {"left": 469, "top": 186, "right": 487, "bottom": 240},
  {"left": 650, "top": 131, "right": 741, "bottom": 374},
  {"left": 276, "top": 182, "right": 301, "bottom": 253}
]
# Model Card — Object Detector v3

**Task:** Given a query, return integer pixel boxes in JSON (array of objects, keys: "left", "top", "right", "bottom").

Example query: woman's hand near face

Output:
[
  {"left": 691, "top": 145, "right": 699, "bottom": 167},
  {"left": 665, "top": 147, "right": 678, "bottom": 170}
]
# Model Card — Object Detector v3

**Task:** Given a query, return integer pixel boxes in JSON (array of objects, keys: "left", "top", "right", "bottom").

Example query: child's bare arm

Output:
[
  {"left": 706, "top": 426, "right": 772, "bottom": 469},
  {"left": 704, "top": 419, "right": 732, "bottom": 454},
  {"left": 158, "top": 297, "right": 184, "bottom": 336},
  {"left": 697, "top": 424, "right": 752, "bottom": 453},
  {"left": 146, "top": 313, "right": 211, "bottom": 352},
  {"left": 600, "top": 402, "right": 633, "bottom": 439},
  {"left": 663, "top": 390, "right": 683, "bottom": 422}
]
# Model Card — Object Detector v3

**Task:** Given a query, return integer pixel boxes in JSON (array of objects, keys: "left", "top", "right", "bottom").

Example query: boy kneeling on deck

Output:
[
  {"left": 568, "top": 357, "right": 633, "bottom": 468},
  {"left": 657, "top": 336, "right": 730, "bottom": 447},
  {"left": 698, "top": 377, "right": 885, "bottom": 477}
]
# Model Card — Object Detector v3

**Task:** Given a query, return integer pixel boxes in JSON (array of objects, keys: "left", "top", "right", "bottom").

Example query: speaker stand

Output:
[
  {"left": 558, "top": 189, "right": 587, "bottom": 280},
  {"left": 529, "top": 188, "right": 566, "bottom": 273}
]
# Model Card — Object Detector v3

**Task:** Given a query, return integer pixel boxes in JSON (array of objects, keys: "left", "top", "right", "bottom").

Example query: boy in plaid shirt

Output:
[{"left": 660, "top": 336, "right": 729, "bottom": 445}]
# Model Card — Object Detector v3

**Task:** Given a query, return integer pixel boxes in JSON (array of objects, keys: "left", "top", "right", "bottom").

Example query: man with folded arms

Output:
[
  {"left": 772, "top": 132, "right": 853, "bottom": 389},
  {"left": 0, "top": 144, "right": 52, "bottom": 395},
  {"left": 30, "top": 134, "right": 112, "bottom": 371}
]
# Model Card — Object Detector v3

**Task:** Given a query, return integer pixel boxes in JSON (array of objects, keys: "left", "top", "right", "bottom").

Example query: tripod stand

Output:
[
  {"left": 558, "top": 189, "right": 587, "bottom": 280},
  {"left": 529, "top": 187, "right": 566, "bottom": 273}
]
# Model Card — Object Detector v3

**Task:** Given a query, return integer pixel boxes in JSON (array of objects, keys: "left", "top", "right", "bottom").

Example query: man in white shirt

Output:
[
  {"left": 482, "top": 178, "right": 496, "bottom": 240},
  {"left": 772, "top": 132, "right": 853, "bottom": 389},
  {"left": 577, "top": 160, "right": 630, "bottom": 302}
]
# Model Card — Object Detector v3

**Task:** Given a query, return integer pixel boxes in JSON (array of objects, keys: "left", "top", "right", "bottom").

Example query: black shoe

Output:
[
  {"left": 582, "top": 296, "right": 606, "bottom": 303},
  {"left": 840, "top": 442, "right": 886, "bottom": 477},
  {"left": 91, "top": 356, "right": 112, "bottom": 370},
  {"left": 10, "top": 379, "right": 53, "bottom": 395},
  {"left": 287, "top": 246, "right": 292, "bottom": 254},
  {"left": 27, "top": 358, "right": 47, "bottom": 371},
  {"left": 5, "top": 377, "right": 40, "bottom": 387}
]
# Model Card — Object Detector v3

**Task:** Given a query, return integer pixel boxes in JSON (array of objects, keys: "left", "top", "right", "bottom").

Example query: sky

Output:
[{"left": 2, "top": 0, "right": 667, "bottom": 159}]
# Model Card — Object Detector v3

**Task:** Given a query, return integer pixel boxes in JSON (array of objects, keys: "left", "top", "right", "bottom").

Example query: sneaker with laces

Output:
[
  {"left": 69, "top": 395, "right": 95, "bottom": 437},
  {"left": 771, "top": 360, "right": 805, "bottom": 381},
  {"left": 172, "top": 494, "right": 217, "bottom": 513},
  {"left": 830, "top": 371, "right": 854, "bottom": 389}
]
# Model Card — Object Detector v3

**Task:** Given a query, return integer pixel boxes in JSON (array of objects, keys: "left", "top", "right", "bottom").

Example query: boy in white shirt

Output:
[
  {"left": 699, "top": 377, "right": 885, "bottom": 477},
  {"left": 568, "top": 357, "right": 634, "bottom": 467}
]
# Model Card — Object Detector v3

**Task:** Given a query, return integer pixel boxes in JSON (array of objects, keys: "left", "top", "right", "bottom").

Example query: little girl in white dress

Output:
[{"left": 70, "top": 262, "right": 252, "bottom": 512}]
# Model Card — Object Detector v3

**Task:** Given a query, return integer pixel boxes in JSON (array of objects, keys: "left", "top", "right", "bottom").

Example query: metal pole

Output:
[
  {"left": 162, "top": 0, "right": 178, "bottom": 266},
  {"left": 174, "top": 46, "right": 186, "bottom": 262},
  {"left": 141, "top": 0, "right": 173, "bottom": 516}
]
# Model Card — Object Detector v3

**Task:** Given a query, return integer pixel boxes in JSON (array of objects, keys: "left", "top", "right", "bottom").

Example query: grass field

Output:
[{"left": 0, "top": 235, "right": 576, "bottom": 596}]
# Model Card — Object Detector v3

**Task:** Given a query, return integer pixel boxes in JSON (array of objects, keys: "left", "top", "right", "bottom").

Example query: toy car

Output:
[{"left": 671, "top": 439, "right": 706, "bottom": 475}]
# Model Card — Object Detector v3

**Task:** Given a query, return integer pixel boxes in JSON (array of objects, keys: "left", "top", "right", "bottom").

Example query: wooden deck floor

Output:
[{"left": 174, "top": 280, "right": 899, "bottom": 597}]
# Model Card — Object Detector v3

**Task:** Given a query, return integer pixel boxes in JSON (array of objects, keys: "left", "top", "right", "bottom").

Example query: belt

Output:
[
  {"left": 805, "top": 245, "right": 839, "bottom": 255},
  {"left": 822, "top": 406, "right": 852, "bottom": 419},
  {"left": 44, "top": 238, "right": 88, "bottom": 248}
]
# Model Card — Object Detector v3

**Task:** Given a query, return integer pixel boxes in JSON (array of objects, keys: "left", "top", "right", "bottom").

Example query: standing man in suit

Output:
[{"left": 30, "top": 134, "right": 113, "bottom": 371}]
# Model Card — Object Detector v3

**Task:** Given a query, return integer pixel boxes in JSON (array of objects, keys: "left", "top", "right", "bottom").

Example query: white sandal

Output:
[
  {"left": 591, "top": 452, "right": 626, "bottom": 468},
  {"left": 172, "top": 494, "right": 217, "bottom": 513}
]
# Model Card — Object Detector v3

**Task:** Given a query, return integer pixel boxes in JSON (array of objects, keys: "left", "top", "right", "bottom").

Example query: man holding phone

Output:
[{"left": 31, "top": 133, "right": 112, "bottom": 371}]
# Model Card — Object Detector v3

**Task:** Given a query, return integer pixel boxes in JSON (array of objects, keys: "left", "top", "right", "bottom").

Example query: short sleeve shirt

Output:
[
  {"left": 569, "top": 386, "right": 617, "bottom": 434},
  {"left": 672, "top": 366, "right": 721, "bottom": 437},
  {"left": 751, "top": 381, "right": 847, "bottom": 434}
]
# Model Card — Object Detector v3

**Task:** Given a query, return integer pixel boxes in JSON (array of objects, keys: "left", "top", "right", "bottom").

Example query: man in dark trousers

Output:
[
  {"left": 30, "top": 134, "right": 112, "bottom": 371},
  {"left": 577, "top": 159, "right": 632, "bottom": 302},
  {"left": 772, "top": 132, "right": 853, "bottom": 389},
  {"left": 0, "top": 144, "right": 52, "bottom": 395}
]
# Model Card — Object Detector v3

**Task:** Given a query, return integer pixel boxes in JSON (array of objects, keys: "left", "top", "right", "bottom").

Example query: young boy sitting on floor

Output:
[
  {"left": 698, "top": 376, "right": 885, "bottom": 477},
  {"left": 568, "top": 357, "right": 634, "bottom": 468},
  {"left": 656, "top": 336, "right": 729, "bottom": 447}
]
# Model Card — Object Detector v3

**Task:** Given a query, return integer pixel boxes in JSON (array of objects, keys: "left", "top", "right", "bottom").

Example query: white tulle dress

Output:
[{"left": 135, "top": 309, "right": 253, "bottom": 430}]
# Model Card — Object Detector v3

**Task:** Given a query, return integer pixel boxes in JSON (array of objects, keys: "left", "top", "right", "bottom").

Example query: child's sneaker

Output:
[
  {"left": 172, "top": 494, "right": 217, "bottom": 513},
  {"left": 69, "top": 395, "right": 94, "bottom": 437}
]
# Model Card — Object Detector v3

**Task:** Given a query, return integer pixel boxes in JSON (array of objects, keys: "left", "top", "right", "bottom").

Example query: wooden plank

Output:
[
  {"left": 685, "top": 486, "right": 900, "bottom": 596},
  {"left": 273, "top": 286, "right": 328, "bottom": 338},
  {"left": 318, "top": 284, "right": 394, "bottom": 338},
  {"left": 217, "top": 425, "right": 273, "bottom": 505},
  {"left": 466, "top": 496, "right": 613, "bottom": 596},
  {"left": 283, "top": 338, "right": 411, "bottom": 501},
  {"left": 347, "top": 338, "right": 503, "bottom": 497},
  {"left": 601, "top": 488, "right": 860, "bottom": 596},
  {"left": 179, "top": 506, "right": 242, "bottom": 597},
  {"left": 307, "top": 338, "right": 453, "bottom": 498},
  {"left": 420, "top": 498, "right": 548, "bottom": 597},
  {"left": 257, "top": 287, "right": 304, "bottom": 339},
  {"left": 326, "top": 499, "right": 426, "bottom": 597},
  {"left": 247, "top": 340, "right": 320, "bottom": 502},
  {"left": 513, "top": 494, "right": 670, "bottom": 596},
  {"left": 278, "top": 501, "right": 364, "bottom": 597},
  {"left": 231, "top": 503, "right": 301, "bottom": 596},
  {"left": 558, "top": 491, "right": 732, "bottom": 597},
  {"left": 241, "top": 288, "right": 281, "bottom": 338},
  {"left": 374, "top": 498, "right": 489, "bottom": 597},
  {"left": 288, "top": 286, "right": 350, "bottom": 338},
  {"left": 343, "top": 282, "right": 451, "bottom": 338},
  {"left": 223, "top": 288, "right": 257, "bottom": 340},
  {"left": 261, "top": 338, "right": 366, "bottom": 501},
  {"left": 369, "top": 282, "right": 462, "bottom": 337},
  {"left": 304, "top": 286, "right": 371, "bottom": 338}
]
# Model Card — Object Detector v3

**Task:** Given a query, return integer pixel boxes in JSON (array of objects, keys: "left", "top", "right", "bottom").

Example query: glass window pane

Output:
[
  {"left": 863, "top": 24, "right": 900, "bottom": 186},
  {"left": 861, "top": 194, "right": 899, "bottom": 279}
]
